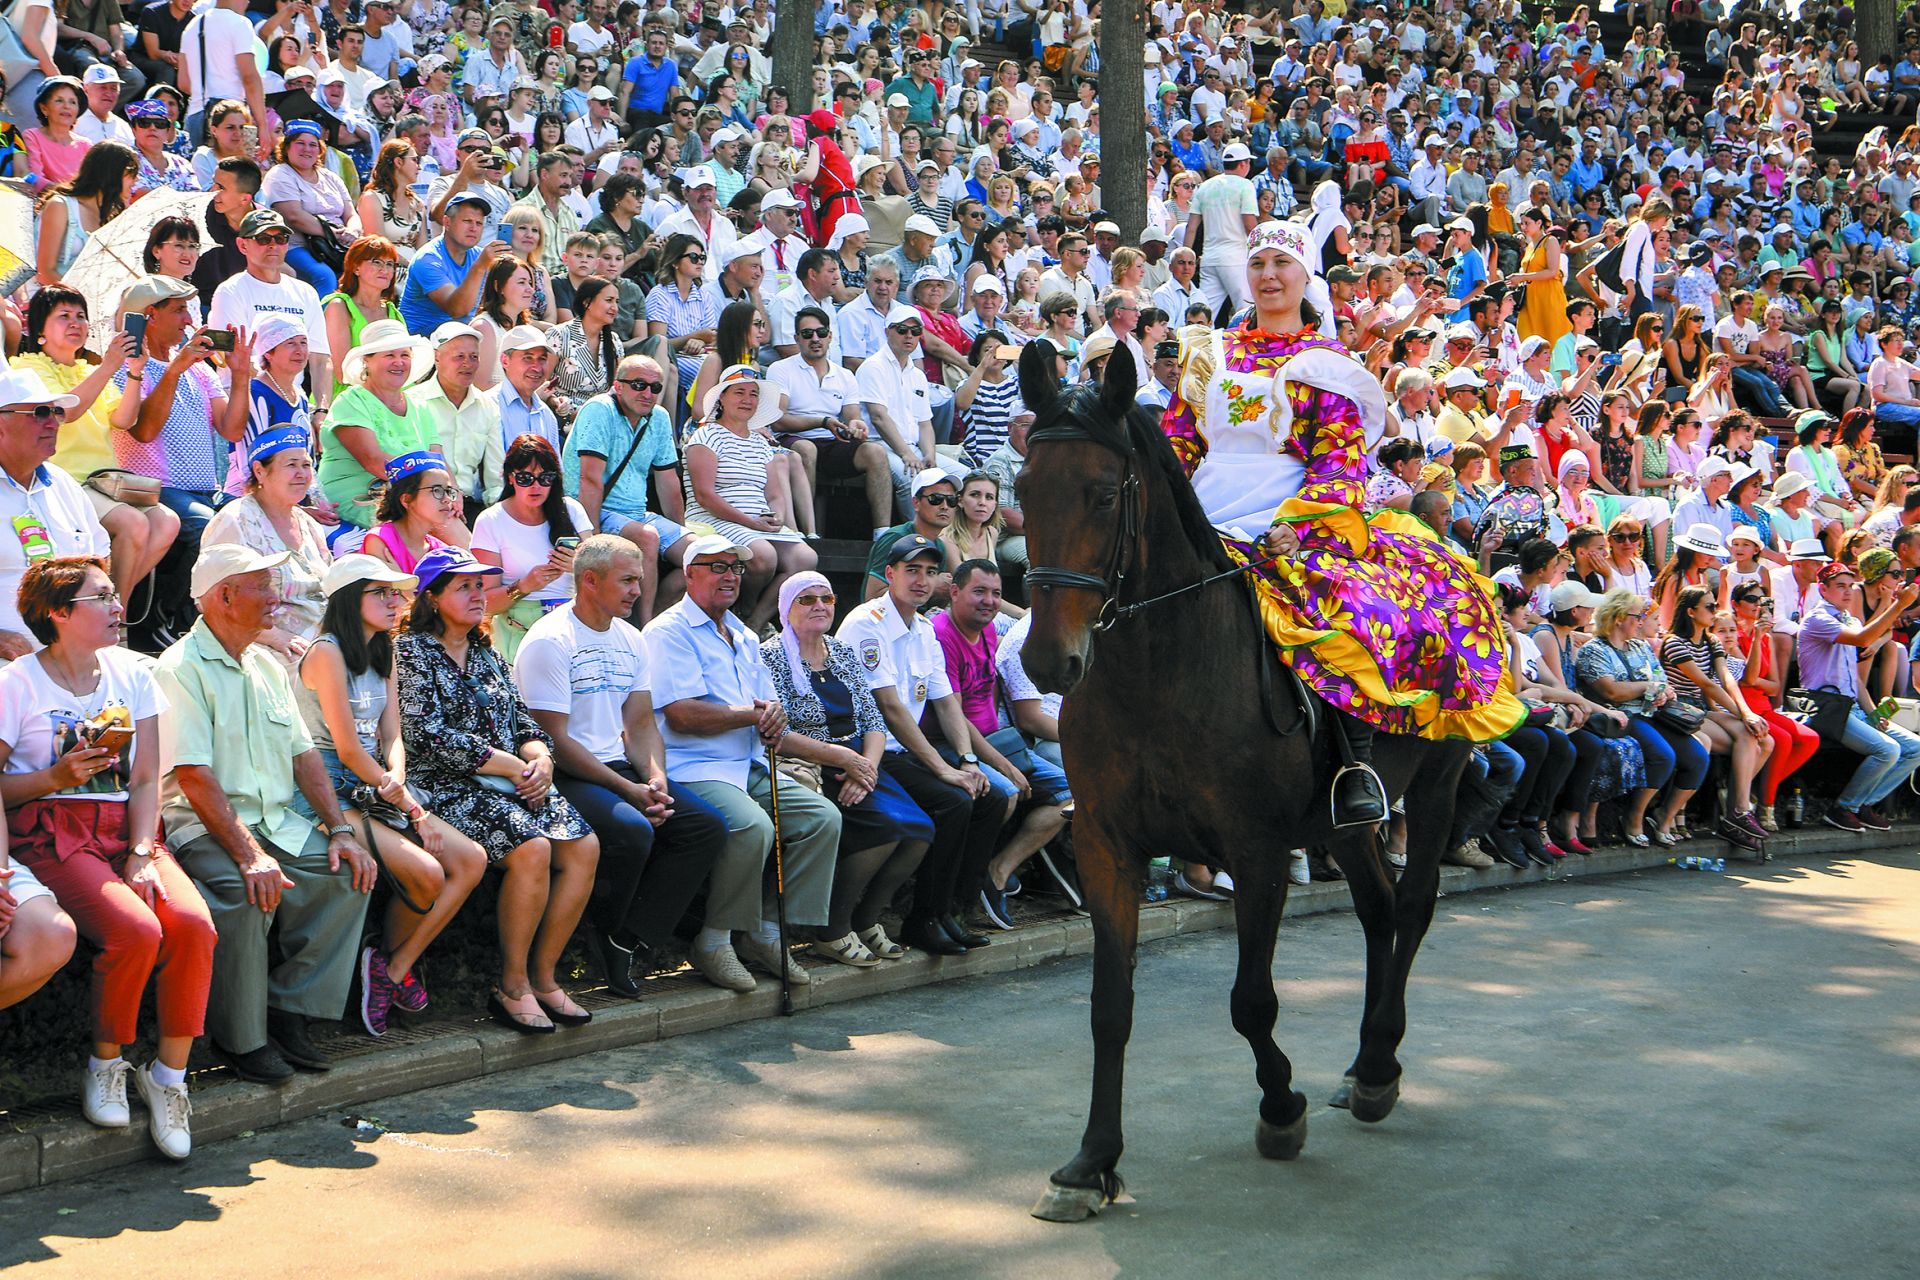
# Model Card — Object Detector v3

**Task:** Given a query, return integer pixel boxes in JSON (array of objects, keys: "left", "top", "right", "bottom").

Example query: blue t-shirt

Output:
[
  {"left": 399, "top": 235, "right": 479, "bottom": 334},
  {"left": 224, "top": 377, "right": 312, "bottom": 496},
  {"left": 1448, "top": 247, "right": 1487, "bottom": 323},
  {"left": 621, "top": 54, "right": 678, "bottom": 115},
  {"left": 560, "top": 397, "right": 677, "bottom": 521}
]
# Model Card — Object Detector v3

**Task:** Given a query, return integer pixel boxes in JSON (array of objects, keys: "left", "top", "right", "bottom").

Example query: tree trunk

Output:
[
  {"left": 1098, "top": 7, "right": 1148, "bottom": 246},
  {"left": 770, "top": 0, "right": 820, "bottom": 117},
  {"left": 1856, "top": 0, "right": 1898, "bottom": 65}
]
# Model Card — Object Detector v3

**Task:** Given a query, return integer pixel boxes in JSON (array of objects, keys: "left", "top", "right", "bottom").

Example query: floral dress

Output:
[
  {"left": 394, "top": 631, "right": 590, "bottom": 862},
  {"left": 1163, "top": 324, "right": 1525, "bottom": 741}
]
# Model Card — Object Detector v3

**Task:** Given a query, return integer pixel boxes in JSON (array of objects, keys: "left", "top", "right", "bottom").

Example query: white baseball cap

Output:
[
  {"left": 1220, "top": 142, "right": 1252, "bottom": 164},
  {"left": 902, "top": 213, "right": 941, "bottom": 238},
  {"left": 190, "top": 545, "right": 289, "bottom": 599}
]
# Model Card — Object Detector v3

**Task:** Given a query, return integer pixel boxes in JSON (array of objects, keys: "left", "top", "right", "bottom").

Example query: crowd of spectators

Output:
[{"left": 7, "top": 0, "right": 1920, "bottom": 1169}]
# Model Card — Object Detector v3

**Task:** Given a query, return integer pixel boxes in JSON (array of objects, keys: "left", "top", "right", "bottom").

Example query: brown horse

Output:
[{"left": 1016, "top": 346, "right": 1475, "bottom": 1222}]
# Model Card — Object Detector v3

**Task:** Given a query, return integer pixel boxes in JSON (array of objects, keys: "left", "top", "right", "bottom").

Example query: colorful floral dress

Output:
[{"left": 1163, "top": 324, "right": 1524, "bottom": 742}]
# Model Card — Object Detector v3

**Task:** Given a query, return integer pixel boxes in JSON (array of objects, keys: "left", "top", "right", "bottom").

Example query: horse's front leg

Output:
[{"left": 1033, "top": 822, "right": 1145, "bottom": 1223}]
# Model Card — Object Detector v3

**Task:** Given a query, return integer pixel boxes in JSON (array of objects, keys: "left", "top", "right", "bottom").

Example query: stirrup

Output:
[{"left": 1330, "top": 762, "right": 1389, "bottom": 829}]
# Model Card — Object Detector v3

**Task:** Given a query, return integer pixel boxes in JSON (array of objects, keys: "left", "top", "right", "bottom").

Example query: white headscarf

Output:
[{"left": 827, "top": 212, "right": 871, "bottom": 252}]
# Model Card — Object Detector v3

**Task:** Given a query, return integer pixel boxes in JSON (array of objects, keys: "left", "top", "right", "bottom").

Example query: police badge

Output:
[{"left": 860, "top": 638, "right": 881, "bottom": 671}]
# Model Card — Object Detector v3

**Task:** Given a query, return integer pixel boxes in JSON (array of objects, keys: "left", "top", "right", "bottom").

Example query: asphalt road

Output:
[{"left": 5, "top": 851, "right": 1920, "bottom": 1279}]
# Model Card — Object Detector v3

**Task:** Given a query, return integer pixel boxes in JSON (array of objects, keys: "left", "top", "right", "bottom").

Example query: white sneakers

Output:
[
  {"left": 81, "top": 1058, "right": 132, "bottom": 1128},
  {"left": 134, "top": 1064, "right": 193, "bottom": 1161},
  {"left": 82, "top": 1058, "right": 192, "bottom": 1160}
]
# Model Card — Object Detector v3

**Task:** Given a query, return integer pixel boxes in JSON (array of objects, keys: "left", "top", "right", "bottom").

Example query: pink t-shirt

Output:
[
  {"left": 931, "top": 611, "right": 999, "bottom": 740},
  {"left": 24, "top": 129, "right": 88, "bottom": 190}
]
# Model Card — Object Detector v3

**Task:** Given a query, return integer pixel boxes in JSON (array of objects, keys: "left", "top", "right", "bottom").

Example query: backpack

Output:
[{"left": 1592, "top": 237, "right": 1628, "bottom": 295}]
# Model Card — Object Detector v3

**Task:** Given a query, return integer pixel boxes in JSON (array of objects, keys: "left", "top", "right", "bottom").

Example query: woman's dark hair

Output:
[
  {"left": 375, "top": 459, "right": 450, "bottom": 524},
  {"left": 403, "top": 576, "right": 492, "bottom": 644},
  {"left": 1653, "top": 546, "right": 1708, "bottom": 603},
  {"left": 42, "top": 142, "right": 137, "bottom": 221},
  {"left": 502, "top": 434, "right": 573, "bottom": 547},
  {"left": 480, "top": 253, "right": 533, "bottom": 327},
  {"left": 319, "top": 580, "right": 395, "bottom": 678},
  {"left": 1839, "top": 406, "right": 1875, "bottom": 450},
  {"left": 1674, "top": 583, "right": 1714, "bottom": 639},
  {"left": 534, "top": 110, "right": 567, "bottom": 150},
  {"left": 570, "top": 275, "right": 624, "bottom": 373},
  {"left": 17, "top": 556, "right": 108, "bottom": 648},
  {"left": 1378, "top": 436, "right": 1422, "bottom": 469},
  {"left": 967, "top": 328, "right": 1010, "bottom": 366},
  {"left": 142, "top": 216, "right": 199, "bottom": 273},
  {"left": 16, "top": 286, "right": 91, "bottom": 359},
  {"left": 1497, "top": 581, "right": 1532, "bottom": 615},
  {"left": 714, "top": 299, "right": 761, "bottom": 369},
  {"left": 966, "top": 221, "right": 1008, "bottom": 274},
  {"left": 660, "top": 232, "right": 706, "bottom": 281},
  {"left": 1536, "top": 391, "right": 1570, "bottom": 424}
]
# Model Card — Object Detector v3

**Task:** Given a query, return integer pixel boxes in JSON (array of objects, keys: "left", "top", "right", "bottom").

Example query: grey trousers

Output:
[
  {"left": 681, "top": 766, "right": 841, "bottom": 931},
  {"left": 176, "top": 827, "right": 370, "bottom": 1054}
]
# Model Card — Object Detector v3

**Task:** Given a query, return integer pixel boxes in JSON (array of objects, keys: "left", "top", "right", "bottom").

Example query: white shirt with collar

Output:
[
  {"left": 766, "top": 353, "right": 860, "bottom": 440},
  {"left": 834, "top": 594, "right": 952, "bottom": 751},
  {"left": 746, "top": 227, "right": 812, "bottom": 300},
  {"left": 853, "top": 350, "right": 932, "bottom": 449},
  {"left": 837, "top": 292, "right": 894, "bottom": 366},
  {"left": 76, "top": 110, "right": 134, "bottom": 147},
  {"left": 640, "top": 596, "right": 772, "bottom": 790},
  {"left": 769, "top": 282, "right": 844, "bottom": 363},
  {"left": 0, "top": 464, "right": 110, "bottom": 641}
]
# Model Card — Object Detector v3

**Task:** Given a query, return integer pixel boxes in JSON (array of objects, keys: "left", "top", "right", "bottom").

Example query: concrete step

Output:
[{"left": 2, "top": 819, "right": 1908, "bottom": 1195}]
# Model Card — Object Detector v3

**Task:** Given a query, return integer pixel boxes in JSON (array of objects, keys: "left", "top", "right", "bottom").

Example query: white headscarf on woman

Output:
[
  {"left": 775, "top": 569, "right": 835, "bottom": 687},
  {"left": 1304, "top": 179, "right": 1350, "bottom": 274},
  {"left": 827, "top": 212, "right": 871, "bottom": 253}
]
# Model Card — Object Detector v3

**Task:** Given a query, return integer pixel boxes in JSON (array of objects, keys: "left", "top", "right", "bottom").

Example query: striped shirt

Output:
[{"left": 963, "top": 376, "right": 1023, "bottom": 466}]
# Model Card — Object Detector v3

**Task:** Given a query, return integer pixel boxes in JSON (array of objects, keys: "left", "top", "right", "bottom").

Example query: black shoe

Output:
[
  {"left": 586, "top": 923, "right": 641, "bottom": 999},
  {"left": 899, "top": 916, "right": 967, "bottom": 955},
  {"left": 1513, "top": 824, "right": 1553, "bottom": 867},
  {"left": 1331, "top": 763, "right": 1389, "bottom": 829},
  {"left": 1858, "top": 805, "right": 1892, "bottom": 832},
  {"left": 266, "top": 1009, "right": 330, "bottom": 1072},
  {"left": 1484, "top": 825, "right": 1532, "bottom": 870},
  {"left": 941, "top": 913, "right": 991, "bottom": 949},
  {"left": 1714, "top": 815, "right": 1765, "bottom": 851},
  {"left": 215, "top": 1040, "right": 294, "bottom": 1085}
]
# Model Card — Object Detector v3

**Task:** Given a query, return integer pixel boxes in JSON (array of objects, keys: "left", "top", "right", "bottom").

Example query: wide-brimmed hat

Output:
[
  {"left": 909, "top": 265, "right": 956, "bottom": 305},
  {"left": 1673, "top": 522, "right": 1729, "bottom": 558},
  {"left": 1787, "top": 535, "right": 1828, "bottom": 561},
  {"left": 342, "top": 319, "right": 431, "bottom": 385},
  {"left": 323, "top": 553, "right": 417, "bottom": 597},
  {"left": 1772, "top": 471, "right": 1813, "bottom": 501},
  {"left": 701, "top": 364, "right": 764, "bottom": 420}
]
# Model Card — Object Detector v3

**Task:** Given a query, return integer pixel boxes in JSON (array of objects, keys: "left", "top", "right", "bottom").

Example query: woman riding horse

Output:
[{"left": 1161, "top": 218, "right": 1526, "bottom": 819}]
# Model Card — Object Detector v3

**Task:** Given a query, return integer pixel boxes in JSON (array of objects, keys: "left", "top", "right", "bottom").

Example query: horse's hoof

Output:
[
  {"left": 1254, "top": 1109, "right": 1308, "bottom": 1160},
  {"left": 1349, "top": 1074, "right": 1402, "bottom": 1124},
  {"left": 1031, "top": 1176, "right": 1122, "bottom": 1223},
  {"left": 1329, "top": 1076, "right": 1356, "bottom": 1110}
]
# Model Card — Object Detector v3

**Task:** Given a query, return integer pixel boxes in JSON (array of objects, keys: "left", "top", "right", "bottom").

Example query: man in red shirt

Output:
[{"left": 931, "top": 559, "right": 1070, "bottom": 929}]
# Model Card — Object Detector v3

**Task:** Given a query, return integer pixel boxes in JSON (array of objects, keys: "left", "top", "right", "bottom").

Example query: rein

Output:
[{"left": 1025, "top": 423, "right": 1276, "bottom": 632}]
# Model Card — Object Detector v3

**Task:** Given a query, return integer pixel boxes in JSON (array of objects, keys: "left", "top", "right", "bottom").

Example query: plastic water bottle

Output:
[
  {"left": 1670, "top": 856, "right": 1725, "bottom": 873},
  {"left": 1144, "top": 857, "right": 1172, "bottom": 903},
  {"left": 1786, "top": 792, "right": 1804, "bottom": 827}
]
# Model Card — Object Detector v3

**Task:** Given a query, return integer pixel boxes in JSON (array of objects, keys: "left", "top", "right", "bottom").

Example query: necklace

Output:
[
  {"left": 41, "top": 648, "right": 101, "bottom": 698},
  {"left": 262, "top": 366, "right": 302, "bottom": 406}
]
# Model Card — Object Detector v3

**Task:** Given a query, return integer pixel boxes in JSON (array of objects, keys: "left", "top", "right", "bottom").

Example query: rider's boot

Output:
[{"left": 1330, "top": 712, "right": 1389, "bottom": 829}]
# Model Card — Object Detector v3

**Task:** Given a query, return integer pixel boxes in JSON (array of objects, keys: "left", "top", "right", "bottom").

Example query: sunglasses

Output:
[
  {"left": 681, "top": 252, "right": 707, "bottom": 264},
  {"left": 136, "top": 119, "right": 177, "bottom": 132},
  {"left": 891, "top": 322, "right": 925, "bottom": 336},
  {"left": 920, "top": 492, "right": 958, "bottom": 507},
  {"left": 696, "top": 560, "right": 748, "bottom": 575},
  {"left": 794, "top": 592, "right": 837, "bottom": 607},
  {"left": 1611, "top": 531, "right": 1645, "bottom": 541},
  {"left": 796, "top": 326, "right": 830, "bottom": 340},
  {"left": 618, "top": 377, "right": 664, "bottom": 393},
  {"left": 4, "top": 404, "right": 65, "bottom": 420},
  {"left": 250, "top": 232, "right": 292, "bottom": 246},
  {"left": 511, "top": 468, "right": 559, "bottom": 488}
]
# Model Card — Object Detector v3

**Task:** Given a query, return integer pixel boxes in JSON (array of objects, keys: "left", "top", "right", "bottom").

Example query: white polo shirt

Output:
[
  {"left": 769, "top": 281, "right": 844, "bottom": 365},
  {"left": 837, "top": 292, "right": 894, "bottom": 366},
  {"left": 853, "top": 350, "right": 933, "bottom": 448},
  {"left": 835, "top": 595, "right": 952, "bottom": 751},
  {"left": 0, "top": 464, "right": 110, "bottom": 642},
  {"left": 766, "top": 354, "right": 861, "bottom": 442}
]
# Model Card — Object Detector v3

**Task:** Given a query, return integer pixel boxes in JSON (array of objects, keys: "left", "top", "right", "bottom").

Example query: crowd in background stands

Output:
[{"left": 7, "top": 0, "right": 1920, "bottom": 1168}]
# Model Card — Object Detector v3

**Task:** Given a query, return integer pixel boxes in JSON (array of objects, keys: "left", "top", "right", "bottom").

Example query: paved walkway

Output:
[{"left": 5, "top": 852, "right": 1919, "bottom": 1279}]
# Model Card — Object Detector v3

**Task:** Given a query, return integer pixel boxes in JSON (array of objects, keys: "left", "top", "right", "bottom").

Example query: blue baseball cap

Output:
[
  {"left": 247, "top": 427, "right": 310, "bottom": 466},
  {"left": 283, "top": 119, "right": 324, "bottom": 140},
  {"left": 383, "top": 450, "right": 444, "bottom": 484},
  {"left": 412, "top": 547, "right": 501, "bottom": 593}
]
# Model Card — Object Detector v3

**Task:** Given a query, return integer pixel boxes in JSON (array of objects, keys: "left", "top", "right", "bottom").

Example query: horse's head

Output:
[{"left": 1016, "top": 341, "right": 1142, "bottom": 696}]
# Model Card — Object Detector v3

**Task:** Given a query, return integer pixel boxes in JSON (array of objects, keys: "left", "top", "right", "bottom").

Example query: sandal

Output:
[
  {"left": 1645, "top": 820, "right": 1676, "bottom": 849},
  {"left": 489, "top": 988, "right": 555, "bottom": 1035},
  {"left": 811, "top": 932, "right": 881, "bottom": 968},
  {"left": 857, "top": 924, "right": 907, "bottom": 959},
  {"left": 532, "top": 987, "right": 593, "bottom": 1027}
]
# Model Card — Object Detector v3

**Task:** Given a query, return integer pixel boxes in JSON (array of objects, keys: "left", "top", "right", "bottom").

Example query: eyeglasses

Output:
[
  {"left": 136, "top": 120, "right": 177, "bottom": 132},
  {"left": 920, "top": 492, "right": 958, "bottom": 507},
  {"left": 696, "top": 560, "right": 748, "bottom": 575},
  {"left": 794, "top": 592, "right": 836, "bottom": 607},
  {"left": 796, "top": 326, "right": 830, "bottom": 340},
  {"left": 366, "top": 586, "right": 407, "bottom": 602},
  {"left": 3, "top": 404, "right": 65, "bottom": 420},
  {"left": 69, "top": 588, "right": 121, "bottom": 606},
  {"left": 618, "top": 377, "right": 665, "bottom": 393},
  {"left": 511, "top": 468, "right": 559, "bottom": 488},
  {"left": 362, "top": 259, "right": 398, "bottom": 272},
  {"left": 1624, "top": 611, "right": 1648, "bottom": 620},
  {"left": 425, "top": 484, "right": 461, "bottom": 502},
  {"left": 891, "top": 322, "right": 925, "bottom": 336}
]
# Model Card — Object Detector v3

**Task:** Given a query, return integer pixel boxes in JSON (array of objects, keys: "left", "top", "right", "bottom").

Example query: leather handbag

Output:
[
  {"left": 84, "top": 468, "right": 162, "bottom": 508},
  {"left": 1650, "top": 699, "right": 1707, "bottom": 736}
]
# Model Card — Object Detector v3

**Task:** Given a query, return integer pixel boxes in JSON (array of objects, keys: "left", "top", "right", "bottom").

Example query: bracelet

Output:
[{"left": 327, "top": 824, "right": 355, "bottom": 839}]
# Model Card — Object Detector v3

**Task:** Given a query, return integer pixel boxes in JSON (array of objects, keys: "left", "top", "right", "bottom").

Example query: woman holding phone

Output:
[{"left": 470, "top": 436, "right": 593, "bottom": 663}]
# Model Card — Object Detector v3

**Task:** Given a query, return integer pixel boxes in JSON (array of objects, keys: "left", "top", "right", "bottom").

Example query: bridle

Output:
[{"left": 1023, "top": 420, "right": 1274, "bottom": 633}]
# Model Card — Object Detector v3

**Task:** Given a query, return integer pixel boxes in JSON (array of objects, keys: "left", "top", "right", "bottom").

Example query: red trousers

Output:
[
  {"left": 1743, "top": 689, "right": 1823, "bottom": 805},
  {"left": 14, "top": 817, "right": 216, "bottom": 1045}
]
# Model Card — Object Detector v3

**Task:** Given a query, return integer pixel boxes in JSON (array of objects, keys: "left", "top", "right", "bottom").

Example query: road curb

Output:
[{"left": 3, "top": 821, "right": 1904, "bottom": 1192}]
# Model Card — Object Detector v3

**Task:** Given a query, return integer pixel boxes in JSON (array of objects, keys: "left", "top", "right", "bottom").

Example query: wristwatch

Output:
[
  {"left": 327, "top": 824, "right": 355, "bottom": 839},
  {"left": 960, "top": 752, "right": 980, "bottom": 766}
]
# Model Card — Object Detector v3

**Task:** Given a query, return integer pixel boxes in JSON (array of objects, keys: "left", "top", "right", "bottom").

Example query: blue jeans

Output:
[
  {"left": 284, "top": 244, "right": 338, "bottom": 296},
  {"left": 1625, "top": 716, "right": 1711, "bottom": 792},
  {"left": 1835, "top": 706, "right": 1920, "bottom": 810},
  {"left": 1731, "top": 365, "right": 1790, "bottom": 416}
]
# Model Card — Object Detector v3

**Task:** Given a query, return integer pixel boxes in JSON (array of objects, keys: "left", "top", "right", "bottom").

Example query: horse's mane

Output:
[{"left": 1043, "top": 380, "right": 1237, "bottom": 576}]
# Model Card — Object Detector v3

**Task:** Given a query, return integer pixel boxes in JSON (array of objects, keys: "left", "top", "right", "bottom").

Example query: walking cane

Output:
[{"left": 765, "top": 743, "right": 795, "bottom": 1017}]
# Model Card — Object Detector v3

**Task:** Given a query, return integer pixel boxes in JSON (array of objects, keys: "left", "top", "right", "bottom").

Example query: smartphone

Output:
[
  {"left": 1600, "top": 351, "right": 1622, "bottom": 367},
  {"left": 241, "top": 124, "right": 259, "bottom": 153},
  {"left": 496, "top": 222, "right": 516, "bottom": 244},
  {"left": 205, "top": 328, "right": 236, "bottom": 353},
  {"left": 122, "top": 313, "right": 147, "bottom": 349},
  {"left": 89, "top": 724, "right": 134, "bottom": 756},
  {"left": 993, "top": 344, "right": 1022, "bottom": 362},
  {"left": 555, "top": 536, "right": 580, "bottom": 551}
]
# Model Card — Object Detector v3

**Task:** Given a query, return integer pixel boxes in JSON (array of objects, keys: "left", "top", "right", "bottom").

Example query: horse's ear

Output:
[
  {"left": 1099, "top": 338, "right": 1139, "bottom": 419},
  {"left": 1019, "top": 341, "right": 1060, "bottom": 418}
]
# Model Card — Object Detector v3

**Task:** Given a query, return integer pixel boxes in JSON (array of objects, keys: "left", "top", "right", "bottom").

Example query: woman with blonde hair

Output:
[{"left": 499, "top": 205, "right": 557, "bottom": 324}]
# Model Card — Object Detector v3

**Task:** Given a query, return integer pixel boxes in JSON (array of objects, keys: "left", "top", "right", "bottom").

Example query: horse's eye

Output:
[{"left": 1091, "top": 488, "right": 1119, "bottom": 511}]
